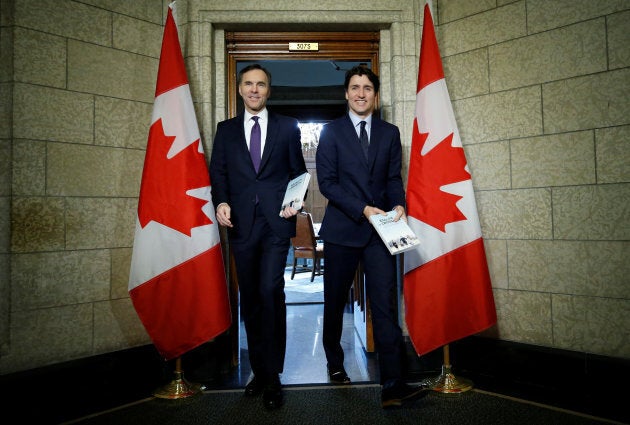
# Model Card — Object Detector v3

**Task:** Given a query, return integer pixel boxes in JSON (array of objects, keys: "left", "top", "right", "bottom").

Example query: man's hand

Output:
[
  {"left": 363, "top": 205, "right": 385, "bottom": 219},
  {"left": 392, "top": 205, "right": 407, "bottom": 222},
  {"left": 363, "top": 205, "right": 407, "bottom": 222},
  {"left": 216, "top": 203, "right": 233, "bottom": 227},
  {"left": 280, "top": 206, "right": 299, "bottom": 219}
]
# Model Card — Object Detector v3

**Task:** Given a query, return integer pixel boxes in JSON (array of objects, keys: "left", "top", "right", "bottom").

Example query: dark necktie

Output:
[
  {"left": 359, "top": 121, "right": 369, "bottom": 160},
  {"left": 250, "top": 116, "right": 261, "bottom": 172}
]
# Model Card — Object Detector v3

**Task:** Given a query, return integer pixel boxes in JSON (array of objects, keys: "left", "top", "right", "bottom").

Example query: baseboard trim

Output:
[{"left": 404, "top": 336, "right": 629, "bottom": 424}]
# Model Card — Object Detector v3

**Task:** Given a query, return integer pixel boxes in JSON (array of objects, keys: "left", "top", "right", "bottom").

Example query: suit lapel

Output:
[
  {"left": 341, "top": 115, "right": 367, "bottom": 165},
  {"left": 259, "top": 112, "right": 278, "bottom": 172},
  {"left": 367, "top": 116, "right": 383, "bottom": 170}
]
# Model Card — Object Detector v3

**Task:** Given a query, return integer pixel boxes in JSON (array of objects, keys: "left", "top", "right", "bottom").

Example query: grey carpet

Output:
[{"left": 65, "top": 385, "right": 614, "bottom": 425}]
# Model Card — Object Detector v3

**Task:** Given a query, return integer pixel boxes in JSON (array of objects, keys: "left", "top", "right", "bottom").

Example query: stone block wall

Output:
[{"left": 0, "top": 0, "right": 628, "bottom": 374}]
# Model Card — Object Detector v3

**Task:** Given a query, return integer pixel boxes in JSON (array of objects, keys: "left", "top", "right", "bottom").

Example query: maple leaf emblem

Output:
[
  {"left": 138, "top": 118, "right": 212, "bottom": 236},
  {"left": 407, "top": 119, "right": 470, "bottom": 232}
]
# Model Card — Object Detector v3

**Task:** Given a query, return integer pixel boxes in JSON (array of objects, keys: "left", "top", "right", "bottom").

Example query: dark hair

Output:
[
  {"left": 344, "top": 65, "right": 379, "bottom": 93},
  {"left": 237, "top": 63, "right": 272, "bottom": 86}
]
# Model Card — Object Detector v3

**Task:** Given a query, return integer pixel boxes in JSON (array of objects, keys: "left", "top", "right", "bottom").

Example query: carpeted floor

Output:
[{"left": 63, "top": 384, "right": 616, "bottom": 425}]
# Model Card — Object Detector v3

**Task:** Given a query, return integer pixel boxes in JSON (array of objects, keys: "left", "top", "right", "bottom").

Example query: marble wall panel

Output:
[
  {"left": 595, "top": 125, "right": 630, "bottom": 184},
  {"left": 526, "top": 0, "right": 629, "bottom": 34},
  {"left": 553, "top": 184, "right": 630, "bottom": 240},
  {"left": 552, "top": 294, "right": 630, "bottom": 358},
  {"left": 464, "top": 141, "right": 511, "bottom": 190},
  {"left": 65, "top": 197, "right": 136, "bottom": 250},
  {"left": 608, "top": 10, "right": 630, "bottom": 70},
  {"left": 47, "top": 143, "right": 144, "bottom": 197},
  {"left": 454, "top": 86, "right": 542, "bottom": 144},
  {"left": 111, "top": 248, "right": 132, "bottom": 299},
  {"left": 543, "top": 68, "right": 630, "bottom": 133},
  {"left": 511, "top": 131, "right": 596, "bottom": 188},
  {"left": 476, "top": 188, "right": 552, "bottom": 239},
  {"left": 11, "top": 250, "right": 110, "bottom": 310},
  {"left": 0, "top": 84, "right": 10, "bottom": 139},
  {"left": 489, "top": 19, "right": 606, "bottom": 92},
  {"left": 0, "top": 304, "right": 93, "bottom": 374},
  {"left": 0, "top": 141, "right": 9, "bottom": 196},
  {"left": 485, "top": 239, "right": 508, "bottom": 289},
  {"left": 13, "top": 83, "right": 94, "bottom": 144},
  {"left": 438, "top": 0, "right": 496, "bottom": 23},
  {"left": 438, "top": 2, "right": 526, "bottom": 57},
  {"left": 508, "top": 240, "right": 630, "bottom": 298},
  {"left": 12, "top": 140, "right": 46, "bottom": 196},
  {"left": 113, "top": 14, "right": 162, "bottom": 58},
  {"left": 493, "top": 289, "right": 553, "bottom": 345},
  {"left": 93, "top": 299, "right": 150, "bottom": 353},
  {"left": 0, "top": 197, "right": 8, "bottom": 253},
  {"left": 11, "top": 197, "right": 65, "bottom": 253},
  {"left": 67, "top": 40, "right": 157, "bottom": 103},
  {"left": 0, "top": 253, "right": 8, "bottom": 353},
  {"left": 443, "top": 48, "right": 489, "bottom": 100},
  {"left": 95, "top": 97, "right": 152, "bottom": 150},
  {"left": 0, "top": 27, "right": 13, "bottom": 83},
  {"left": 80, "top": 0, "right": 163, "bottom": 24},
  {"left": 14, "top": 0, "right": 111, "bottom": 46},
  {"left": 13, "top": 28, "right": 66, "bottom": 88}
]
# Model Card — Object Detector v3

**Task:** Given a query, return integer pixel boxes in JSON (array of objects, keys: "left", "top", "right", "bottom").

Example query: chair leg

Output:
[
  {"left": 291, "top": 258, "right": 297, "bottom": 279},
  {"left": 310, "top": 257, "right": 315, "bottom": 282}
]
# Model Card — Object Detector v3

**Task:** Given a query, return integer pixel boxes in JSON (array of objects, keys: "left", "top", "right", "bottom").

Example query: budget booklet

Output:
[
  {"left": 369, "top": 210, "right": 420, "bottom": 255},
  {"left": 279, "top": 172, "right": 310, "bottom": 216}
]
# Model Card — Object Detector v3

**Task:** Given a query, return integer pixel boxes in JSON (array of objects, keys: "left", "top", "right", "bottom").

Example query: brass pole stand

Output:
[
  {"left": 153, "top": 357, "right": 203, "bottom": 399},
  {"left": 431, "top": 344, "right": 473, "bottom": 395}
]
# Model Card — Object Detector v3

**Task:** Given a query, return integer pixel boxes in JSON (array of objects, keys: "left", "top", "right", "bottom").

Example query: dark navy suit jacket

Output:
[
  {"left": 316, "top": 113, "right": 405, "bottom": 247},
  {"left": 210, "top": 111, "right": 306, "bottom": 241}
]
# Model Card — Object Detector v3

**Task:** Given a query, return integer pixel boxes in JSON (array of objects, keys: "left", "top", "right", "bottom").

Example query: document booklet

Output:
[
  {"left": 279, "top": 172, "right": 311, "bottom": 216},
  {"left": 369, "top": 210, "right": 420, "bottom": 255}
]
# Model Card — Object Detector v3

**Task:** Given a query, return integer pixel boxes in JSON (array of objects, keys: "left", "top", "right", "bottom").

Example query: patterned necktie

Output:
[{"left": 359, "top": 121, "right": 369, "bottom": 160}]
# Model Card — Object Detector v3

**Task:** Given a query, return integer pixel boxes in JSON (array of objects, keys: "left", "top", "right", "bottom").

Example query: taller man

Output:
[{"left": 210, "top": 64, "right": 306, "bottom": 409}]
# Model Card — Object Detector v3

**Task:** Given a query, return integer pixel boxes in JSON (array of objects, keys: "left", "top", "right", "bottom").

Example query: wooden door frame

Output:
[{"left": 225, "top": 31, "right": 380, "bottom": 118}]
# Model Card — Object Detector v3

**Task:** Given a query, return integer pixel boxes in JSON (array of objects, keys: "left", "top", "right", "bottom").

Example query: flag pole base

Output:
[
  {"left": 153, "top": 370, "right": 203, "bottom": 399},
  {"left": 431, "top": 364, "right": 473, "bottom": 395}
]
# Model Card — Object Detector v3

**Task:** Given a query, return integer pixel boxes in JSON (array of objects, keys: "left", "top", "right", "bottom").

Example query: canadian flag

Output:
[
  {"left": 128, "top": 2, "right": 231, "bottom": 360},
  {"left": 403, "top": 3, "right": 497, "bottom": 356}
]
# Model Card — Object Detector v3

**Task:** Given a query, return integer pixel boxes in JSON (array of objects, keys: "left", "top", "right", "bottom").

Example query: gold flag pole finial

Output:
[
  {"left": 431, "top": 345, "right": 473, "bottom": 394},
  {"left": 153, "top": 357, "right": 203, "bottom": 399}
]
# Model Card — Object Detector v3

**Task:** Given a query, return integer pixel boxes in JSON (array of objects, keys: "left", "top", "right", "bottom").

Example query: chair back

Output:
[{"left": 292, "top": 212, "right": 317, "bottom": 250}]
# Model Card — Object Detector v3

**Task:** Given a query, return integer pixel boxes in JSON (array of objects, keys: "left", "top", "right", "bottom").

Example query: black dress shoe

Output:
[
  {"left": 244, "top": 376, "right": 264, "bottom": 397},
  {"left": 381, "top": 382, "right": 431, "bottom": 408},
  {"left": 262, "top": 381, "right": 283, "bottom": 410},
  {"left": 327, "top": 365, "right": 351, "bottom": 384}
]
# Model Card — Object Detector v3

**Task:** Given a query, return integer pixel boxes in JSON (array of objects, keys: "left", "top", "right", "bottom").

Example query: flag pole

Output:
[
  {"left": 153, "top": 357, "right": 203, "bottom": 399},
  {"left": 431, "top": 344, "right": 473, "bottom": 394}
]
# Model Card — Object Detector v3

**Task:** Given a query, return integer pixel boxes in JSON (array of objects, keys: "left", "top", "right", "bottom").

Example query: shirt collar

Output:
[
  {"left": 245, "top": 108, "right": 268, "bottom": 123},
  {"left": 348, "top": 111, "right": 372, "bottom": 129}
]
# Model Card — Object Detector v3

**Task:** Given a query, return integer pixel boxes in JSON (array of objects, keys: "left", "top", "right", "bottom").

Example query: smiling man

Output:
[
  {"left": 316, "top": 66, "right": 431, "bottom": 408},
  {"left": 210, "top": 64, "right": 307, "bottom": 410}
]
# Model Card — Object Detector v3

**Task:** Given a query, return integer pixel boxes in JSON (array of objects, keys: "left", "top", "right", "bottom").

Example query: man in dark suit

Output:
[
  {"left": 210, "top": 64, "right": 306, "bottom": 409},
  {"left": 316, "top": 66, "right": 430, "bottom": 408}
]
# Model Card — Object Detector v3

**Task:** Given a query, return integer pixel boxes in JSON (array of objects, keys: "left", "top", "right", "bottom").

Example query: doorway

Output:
[{"left": 224, "top": 31, "right": 379, "bottom": 377}]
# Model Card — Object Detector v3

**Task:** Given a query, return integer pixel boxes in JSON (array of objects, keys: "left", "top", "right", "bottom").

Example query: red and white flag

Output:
[
  {"left": 128, "top": 3, "right": 231, "bottom": 360},
  {"left": 403, "top": 3, "right": 496, "bottom": 356}
]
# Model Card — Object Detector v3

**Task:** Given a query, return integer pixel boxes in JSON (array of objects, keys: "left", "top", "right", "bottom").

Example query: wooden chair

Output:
[{"left": 290, "top": 212, "right": 324, "bottom": 282}]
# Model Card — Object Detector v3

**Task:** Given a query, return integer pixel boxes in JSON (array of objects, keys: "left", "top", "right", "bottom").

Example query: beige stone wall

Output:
[{"left": 0, "top": 0, "right": 628, "bottom": 374}]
